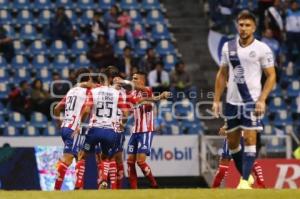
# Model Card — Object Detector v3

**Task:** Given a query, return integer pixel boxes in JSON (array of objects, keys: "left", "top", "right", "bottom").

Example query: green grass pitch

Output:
[{"left": 0, "top": 189, "right": 300, "bottom": 199}]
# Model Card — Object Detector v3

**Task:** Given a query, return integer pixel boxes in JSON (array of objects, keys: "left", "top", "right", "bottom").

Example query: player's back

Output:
[
  {"left": 89, "top": 86, "right": 121, "bottom": 129},
  {"left": 61, "top": 86, "right": 90, "bottom": 130}
]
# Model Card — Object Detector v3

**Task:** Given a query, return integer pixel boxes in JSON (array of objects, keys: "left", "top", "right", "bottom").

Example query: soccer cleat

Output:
[
  {"left": 237, "top": 179, "right": 253, "bottom": 189},
  {"left": 248, "top": 174, "right": 254, "bottom": 186},
  {"left": 98, "top": 181, "right": 108, "bottom": 189}
]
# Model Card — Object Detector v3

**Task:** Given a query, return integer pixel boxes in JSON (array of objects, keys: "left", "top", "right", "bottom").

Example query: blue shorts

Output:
[
  {"left": 83, "top": 127, "right": 118, "bottom": 157},
  {"left": 114, "top": 132, "right": 125, "bottom": 153},
  {"left": 127, "top": 132, "right": 154, "bottom": 156},
  {"left": 61, "top": 127, "right": 85, "bottom": 155},
  {"left": 224, "top": 103, "right": 263, "bottom": 133}
]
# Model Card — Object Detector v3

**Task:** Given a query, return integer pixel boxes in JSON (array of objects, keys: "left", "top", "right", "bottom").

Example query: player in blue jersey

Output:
[{"left": 212, "top": 10, "right": 276, "bottom": 189}]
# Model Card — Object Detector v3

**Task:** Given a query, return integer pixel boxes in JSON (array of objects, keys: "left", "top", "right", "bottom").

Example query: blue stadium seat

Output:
[
  {"left": 0, "top": 0, "right": 10, "bottom": 9},
  {"left": 73, "top": 54, "right": 90, "bottom": 68},
  {"left": 291, "top": 96, "right": 300, "bottom": 113},
  {"left": 99, "top": 0, "right": 115, "bottom": 10},
  {"left": 155, "top": 40, "right": 176, "bottom": 55},
  {"left": 135, "top": 39, "right": 151, "bottom": 56},
  {"left": 0, "top": 81, "right": 9, "bottom": 99},
  {"left": 151, "top": 23, "right": 171, "bottom": 40},
  {"left": 13, "top": 41, "right": 26, "bottom": 55},
  {"left": 141, "top": 0, "right": 162, "bottom": 10},
  {"left": 56, "top": 0, "right": 74, "bottom": 9},
  {"left": 38, "top": 9, "right": 52, "bottom": 25},
  {"left": 129, "top": 10, "right": 143, "bottom": 24},
  {"left": 52, "top": 55, "right": 70, "bottom": 69},
  {"left": 29, "top": 40, "right": 48, "bottom": 55},
  {"left": 287, "top": 80, "right": 300, "bottom": 97},
  {"left": 0, "top": 10, "right": 13, "bottom": 24},
  {"left": 23, "top": 125, "right": 40, "bottom": 136},
  {"left": 3, "top": 126, "right": 21, "bottom": 136},
  {"left": 65, "top": 9, "right": 78, "bottom": 24},
  {"left": 71, "top": 40, "right": 88, "bottom": 55},
  {"left": 0, "top": 115, "right": 5, "bottom": 129},
  {"left": 16, "top": 10, "right": 34, "bottom": 25},
  {"left": 263, "top": 124, "right": 275, "bottom": 135},
  {"left": 114, "top": 40, "right": 128, "bottom": 55},
  {"left": 77, "top": 0, "right": 95, "bottom": 9},
  {"left": 269, "top": 84, "right": 282, "bottom": 97},
  {"left": 32, "top": 0, "right": 53, "bottom": 10},
  {"left": 11, "top": 55, "right": 29, "bottom": 68},
  {"left": 81, "top": 9, "right": 95, "bottom": 25},
  {"left": 32, "top": 55, "right": 50, "bottom": 69},
  {"left": 30, "top": 112, "right": 48, "bottom": 128},
  {"left": 3, "top": 25, "right": 15, "bottom": 38},
  {"left": 164, "top": 123, "right": 180, "bottom": 135},
  {"left": 36, "top": 67, "right": 52, "bottom": 81},
  {"left": 14, "top": 68, "right": 31, "bottom": 82},
  {"left": 20, "top": 24, "right": 37, "bottom": 40},
  {"left": 50, "top": 40, "right": 68, "bottom": 55},
  {"left": 0, "top": 57, "right": 7, "bottom": 68},
  {"left": 0, "top": 102, "right": 7, "bottom": 116},
  {"left": 146, "top": 9, "right": 165, "bottom": 26},
  {"left": 0, "top": 68, "right": 9, "bottom": 80},
  {"left": 120, "top": 0, "right": 140, "bottom": 10},
  {"left": 13, "top": 0, "right": 30, "bottom": 10},
  {"left": 8, "top": 112, "right": 27, "bottom": 129},
  {"left": 268, "top": 97, "right": 287, "bottom": 111},
  {"left": 43, "top": 124, "right": 58, "bottom": 136},
  {"left": 61, "top": 67, "right": 70, "bottom": 79},
  {"left": 163, "top": 54, "right": 177, "bottom": 71},
  {"left": 273, "top": 110, "right": 293, "bottom": 127}
]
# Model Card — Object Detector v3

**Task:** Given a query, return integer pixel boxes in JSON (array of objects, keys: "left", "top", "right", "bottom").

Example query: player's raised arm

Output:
[{"left": 54, "top": 96, "right": 66, "bottom": 127}]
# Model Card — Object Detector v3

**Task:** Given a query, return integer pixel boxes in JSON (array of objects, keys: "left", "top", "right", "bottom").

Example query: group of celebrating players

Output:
[{"left": 53, "top": 66, "right": 170, "bottom": 190}]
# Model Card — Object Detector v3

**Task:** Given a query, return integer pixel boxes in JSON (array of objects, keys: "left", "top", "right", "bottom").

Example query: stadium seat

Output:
[
  {"left": 0, "top": 10, "right": 13, "bottom": 24},
  {"left": 0, "top": 68, "right": 9, "bottom": 80},
  {"left": 36, "top": 67, "right": 52, "bottom": 81},
  {"left": 151, "top": 23, "right": 171, "bottom": 40},
  {"left": 120, "top": 0, "right": 140, "bottom": 10},
  {"left": 0, "top": 0, "right": 10, "bottom": 9},
  {"left": 8, "top": 112, "right": 27, "bottom": 129},
  {"left": 32, "top": 55, "right": 50, "bottom": 69},
  {"left": 3, "top": 126, "right": 21, "bottom": 136},
  {"left": 32, "top": 0, "right": 53, "bottom": 10},
  {"left": 23, "top": 125, "right": 40, "bottom": 136},
  {"left": 114, "top": 40, "right": 128, "bottom": 55},
  {"left": 11, "top": 55, "right": 29, "bottom": 68},
  {"left": 13, "top": 40, "right": 26, "bottom": 55},
  {"left": 146, "top": 9, "right": 166, "bottom": 26},
  {"left": 38, "top": 9, "right": 52, "bottom": 25},
  {"left": 56, "top": 0, "right": 74, "bottom": 9},
  {"left": 0, "top": 114, "right": 5, "bottom": 129},
  {"left": 163, "top": 54, "right": 177, "bottom": 71},
  {"left": 268, "top": 97, "right": 287, "bottom": 111},
  {"left": 135, "top": 39, "right": 151, "bottom": 56},
  {"left": 43, "top": 124, "right": 57, "bottom": 136},
  {"left": 0, "top": 81, "right": 9, "bottom": 99},
  {"left": 77, "top": 0, "right": 95, "bottom": 9},
  {"left": 155, "top": 40, "right": 176, "bottom": 55},
  {"left": 73, "top": 54, "right": 90, "bottom": 68},
  {"left": 291, "top": 96, "right": 300, "bottom": 113},
  {"left": 0, "top": 57, "right": 7, "bottom": 68},
  {"left": 71, "top": 40, "right": 88, "bottom": 55},
  {"left": 266, "top": 137, "right": 286, "bottom": 153},
  {"left": 263, "top": 124, "right": 275, "bottom": 134},
  {"left": 269, "top": 84, "right": 282, "bottom": 97},
  {"left": 273, "top": 110, "right": 293, "bottom": 127},
  {"left": 287, "top": 80, "right": 300, "bottom": 97},
  {"left": 20, "top": 24, "right": 37, "bottom": 40},
  {"left": 29, "top": 40, "right": 48, "bottom": 55},
  {"left": 52, "top": 55, "right": 70, "bottom": 69},
  {"left": 99, "top": 0, "right": 115, "bottom": 10},
  {"left": 80, "top": 9, "right": 95, "bottom": 25},
  {"left": 13, "top": 0, "right": 30, "bottom": 10},
  {"left": 129, "top": 10, "right": 143, "bottom": 24},
  {"left": 3, "top": 25, "right": 15, "bottom": 38},
  {"left": 141, "top": 0, "right": 162, "bottom": 10},
  {"left": 30, "top": 112, "right": 48, "bottom": 128},
  {"left": 61, "top": 67, "right": 70, "bottom": 79},
  {"left": 14, "top": 68, "right": 30, "bottom": 82},
  {"left": 50, "top": 40, "right": 68, "bottom": 55},
  {"left": 65, "top": 9, "right": 78, "bottom": 24},
  {"left": 16, "top": 10, "right": 34, "bottom": 25}
]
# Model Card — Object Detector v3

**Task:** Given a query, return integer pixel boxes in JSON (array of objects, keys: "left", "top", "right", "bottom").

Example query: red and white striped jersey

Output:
[
  {"left": 114, "top": 87, "right": 127, "bottom": 133},
  {"left": 60, "top": 86, "right": 90, "bottom": 131},
  {"left": 88, "top": 86, "right": 125, "bottom": 129},
  {"left": 127, "top": 87, "right": 154, "bottom": 133}
]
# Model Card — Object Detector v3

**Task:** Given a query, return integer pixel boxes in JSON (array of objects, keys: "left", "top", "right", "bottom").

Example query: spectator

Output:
[
  {"left": 104, "top": 5, "right": 120, "bottom": 45},
  {"left": 31, "top": 79, "right": 52, "bottom": 119},
  {"left": 87, "top": 35, "right": 115, "bottom": 69},
  {"left": 88, "top": 12, "right": 107, "bottom": 41},
  {"left": 51, "top": 72, "right": 70, "bottom": 99},
  {"left": 138, "top": 48, "right": 160, "bottom": 74},
  {"left": 0, "top": 25, "right": 15, "bottom": 63},
  {"left": 285, "top": 0, "right": 300, "bottom": 68},
  {"left": 116, "top": 46, "right": 138, "bottom": 78},
  {"left": 8, "top": 80, "right": 31, "bottom": 120},
  {"left": 257, "top": 0, "right": 274, "bottom": 32},
  {"left": 261, "top": 28, "right": 281, "bottom": 64},
  {"left": 264, "top": 0, "right": 284, "bottom": 42},
  {"left": 117, "top": 10, "right": 135, "bottom": 48},
  {"left": 132, "top": 23, "right": 146, "bottom": 40},
  {"left": 148, "top": 62, "right": 170, "bottom": 94},
  {"left": 170, "top": 62, "right": 196, "bottom": 102},
  {"left": 49, "top": 7, "right": 74, "bottom": 47}
]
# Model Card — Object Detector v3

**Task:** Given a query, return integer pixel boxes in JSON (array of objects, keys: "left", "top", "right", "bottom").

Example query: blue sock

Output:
[
  {"left": 230, "top": 146, "right": 243, "bottom": 176},
  {"left": 242, "top": 147, "right": 256, "bottom": 180}
]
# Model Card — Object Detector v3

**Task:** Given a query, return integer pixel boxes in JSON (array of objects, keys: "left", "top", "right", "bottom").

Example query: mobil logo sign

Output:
[{"left": 151, "top": 147, "right": 193, "bottom": 161}]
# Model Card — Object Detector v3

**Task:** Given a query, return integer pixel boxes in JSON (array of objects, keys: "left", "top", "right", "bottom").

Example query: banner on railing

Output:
[{"left": 225, "top": 159, "right": 300, "bottom": 188}]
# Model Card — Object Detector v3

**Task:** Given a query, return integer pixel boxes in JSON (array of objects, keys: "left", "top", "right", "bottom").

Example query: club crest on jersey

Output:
[
  {"left": 229, "top": 51, "right": 236, "bottom": 56},
  {"left": 233, "top": 65, "right": 245, "bottom": 84},
  {"left": 249, "top": 51, "right": 256, "bottom": 58}
]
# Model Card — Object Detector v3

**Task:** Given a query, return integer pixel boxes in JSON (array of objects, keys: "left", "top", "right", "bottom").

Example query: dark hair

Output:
[
  {"left": 133, "top": 71, "right": 147, "bottom": 79},
  {"left": 52, "top": 71, "right": 60, "bottom": 77},
  {"left": 146, "top": 47, "right": 154, "bottom": 54},
  {"left": 236, "top": 10, "right": 256, "bottom": 25},
  {"left": 123, "top": 46, "right": 132, "bottom": 52},
  {"left": 175, "top": 61, "right": 184, "bottom": 68},
  {"left": 19, "top": 80, "right": 27, "bottom": 87},
  {"left": 104, "top": 65, "right": 120, "bottom": 79},
  {"left": 32, "top": 79, "right": 43, "bottom": 89},
  {"left": 75, "top": 68, "right": 91, "bottom": 83}
]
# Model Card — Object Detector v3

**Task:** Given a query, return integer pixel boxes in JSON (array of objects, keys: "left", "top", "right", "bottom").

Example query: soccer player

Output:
[
  {"left": 53, "top": 68, "right": 91, "bottom": 190},
  {"left": 212, "top": 125, "right": 266, "bottom": 188},
  {"left": 212, "top": 10, "right": 276, "bottom": 189},
  {"left": 74, "top": 70, "right": 128, "bottom": 190},
  {"left": 126, "top": 71, "right": 170, "bottom": 189}
]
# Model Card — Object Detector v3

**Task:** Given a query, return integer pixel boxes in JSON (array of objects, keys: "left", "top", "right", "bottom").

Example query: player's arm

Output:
[
  {"left": 80, "top": 89, "right": 93, "bottom": 123},
  {"left": 54, "top": 96, "right": 66, "bottom": 127},
  {"left": 138, "top": 91, "right": 171, "bottom": 104},
  {"left": 212, "top": 66, "right": 228, "bottom": 118},
  {"left": 256, "top": 66, "right": 276, "bottom": 116}
]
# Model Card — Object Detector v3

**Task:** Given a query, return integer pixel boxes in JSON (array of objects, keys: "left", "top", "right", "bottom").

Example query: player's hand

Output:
[
  {"left": 219, "top": 125, "right": 226, "bottom": 136},
  {"left": 212, "top": 101, "right": 221, "bottom": 118},
  {"left": 255, "top": 100, "right": 266, "bottom": 117},
  {"left": 56, "top": 119, "right": 62, "bottom": 128},
  {"left": 161, "top": 91, "right": 171, "bottom": 99}
]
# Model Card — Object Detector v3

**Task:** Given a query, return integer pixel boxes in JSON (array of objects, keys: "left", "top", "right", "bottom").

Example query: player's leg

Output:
[
  {"left": 127, "top": 134, "right": 138, "bottom": 189},
  {"left": 95, "top": 145, "right": 102, "bottom": 187},
  {"left": 114, "top": 133, "right": 125, "bottom": 189},
  {"left": 54, "top": 128, "right": 75, "bottom": 190},
  {"left": 252, "top": 133, "right": 266, "bottom": 188},
  {"left": 136, "top": 132, "right": 157, "bottom": 188}
]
